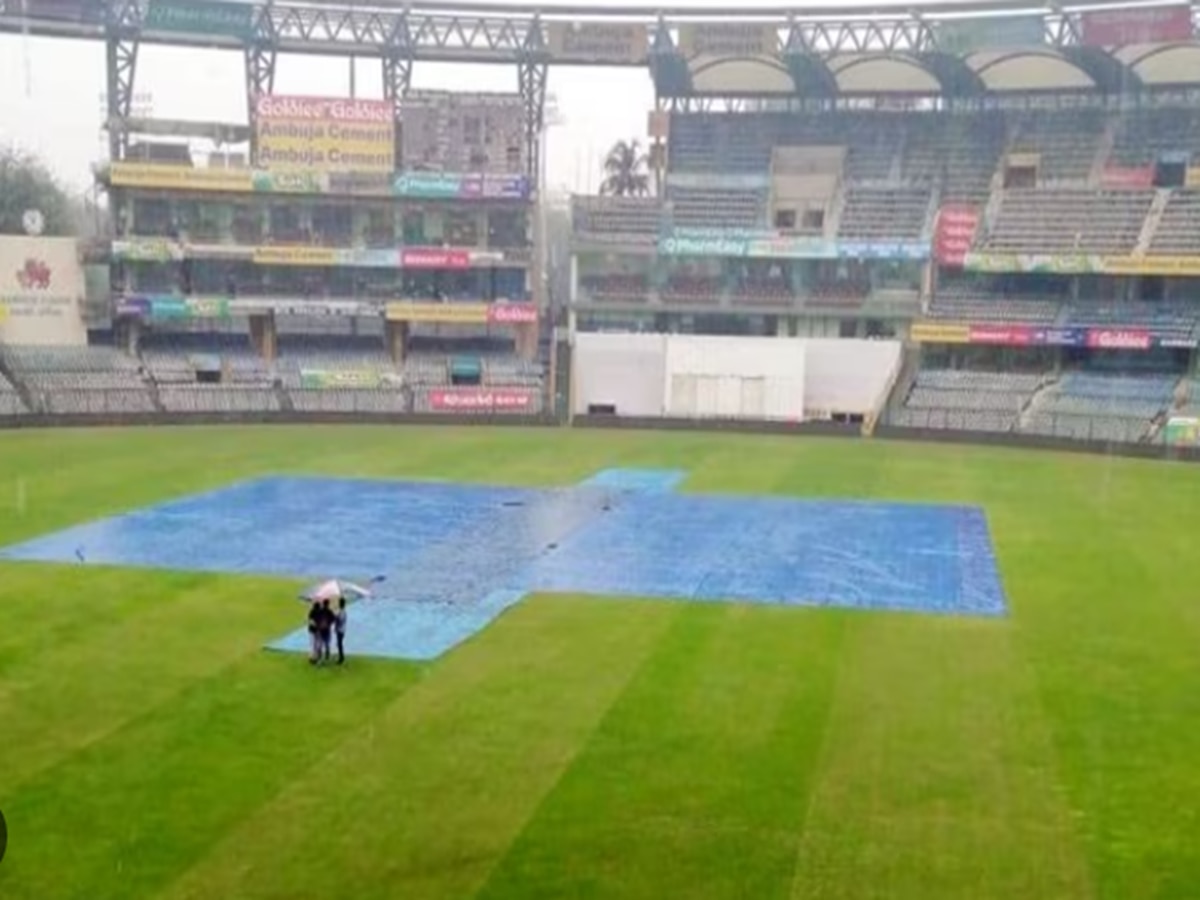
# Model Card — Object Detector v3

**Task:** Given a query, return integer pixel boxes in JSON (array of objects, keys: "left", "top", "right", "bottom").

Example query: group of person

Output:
[{"left": 308, "top": 596, "right": 347, "bottom": 665}]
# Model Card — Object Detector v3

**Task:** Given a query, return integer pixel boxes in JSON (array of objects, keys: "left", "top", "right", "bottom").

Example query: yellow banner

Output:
[
  {"left": 251, "top": 246, "right": 338, "bottom": 266},
  {"left": 546, "top": 22, "right": 646, "bottom": 63},
  {"left": 1187, "top": 167, "right": 1200, "bottom": 188},
  {"left": 386, "top": 302, "right": 488, "bottom": 324},
  {"left": 1101, "top": 255, "right": 1200, "bottom": 276},
  {"left": 254, "top": 95, "right": 395, "bottom": 173},
  {"left": 910, "top": 322, "right": 970, "bottom": 344},
  {"left": 109, "top": 163, "right": 254, "bottom": 192}
]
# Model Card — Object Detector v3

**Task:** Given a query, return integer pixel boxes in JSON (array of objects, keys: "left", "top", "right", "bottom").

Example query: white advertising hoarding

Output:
[{"left": 0, "top": 237, "right": 87, "bottom": 346}]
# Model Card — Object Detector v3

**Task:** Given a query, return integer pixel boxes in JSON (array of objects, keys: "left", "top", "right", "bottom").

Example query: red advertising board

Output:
[
  {"left": 1085, "top": 328, "right": 1151, "bottom": 350},
  {"left": 400, "top": 248, "right": 470, "bottom": 269},
  {"left": 1080, "top": 6, "right": 1193, "bottom": 45},
  {"left": 486, "top": 303, "right": 538, "bottom": 325},
  {"left": 1099, "top": 166, "right": 1155, "bottom": 188},
  {"left": 968, "top": 325, "right": 1035, "bottom": 346},
  {"left": 429, "top": 388, "right": 537, "bottom": 412},
  {"left": 934, "top": 205, "right": 979, "bottom": 268}
]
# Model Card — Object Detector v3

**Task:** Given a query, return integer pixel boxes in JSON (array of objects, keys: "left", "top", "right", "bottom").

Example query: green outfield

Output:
[{"left": 0, "top": 426, "right": 1197, "bottom": 899}]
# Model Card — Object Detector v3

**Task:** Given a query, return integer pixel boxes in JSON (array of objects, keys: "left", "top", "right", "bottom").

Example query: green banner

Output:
[
  {"left": 144, "top": 0, "right": 255, "bottom": 40},
  {"left": 299, "top": 370, "right": 382, "bottom": 389},
  {"left": 1164, "top": 417, "right": 1200, "bottom": 448},
  {"left": 143, "top": 297, "right": 231, "bottom": 320},
  {"left": 935, "top": 14, "right": 1044, "bottom": 53}
]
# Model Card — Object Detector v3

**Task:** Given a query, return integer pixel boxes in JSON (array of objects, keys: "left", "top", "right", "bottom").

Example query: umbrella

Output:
[{"left": 298, "top": 577, "right": 382, "bottom": 603}]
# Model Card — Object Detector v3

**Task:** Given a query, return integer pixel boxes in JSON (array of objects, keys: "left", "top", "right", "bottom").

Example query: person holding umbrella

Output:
[
  {"left": 307, "top": 600, "right": 323, "bottom": 665},
  {"left": 335, "top": 596, "right": 348, "bottom": 664},
  {"left": 318, "top": 599, "right": 335, "bottom": 663},
  {"left": 297, "top": 577, "right": 383, "bottom": 666}
]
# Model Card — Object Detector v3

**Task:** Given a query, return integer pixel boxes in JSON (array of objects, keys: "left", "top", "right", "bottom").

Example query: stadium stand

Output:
[
  {"left": 1063, "top": 300, "right": 1199, "bottom": 342},
  {"left": 929, "top": 283, "right": 1062, "bottom": 324},
  {"left": 1007, "top": 109, "right": 1106, "bottom": 183},
  {"left": 837, "top": 187, "right": 932, "bottom": 241},
  {"left": 0, "top": 370, "right": 28, "bottom": 416},
  {"left": 1, "top": 345, "right": 157, "bottom": 415},
  {"left": 891, "top": 370, "right": 1043, "bottom": 434},
  {"left": 979, "top": 189, "right": 1153, "bottom": 254},
  {"left": 1148, "top": 190, "right": 1200, "bottom": 255},
  {"left": 1023, "top": 373, "right": 1178, "bottom": 444}
]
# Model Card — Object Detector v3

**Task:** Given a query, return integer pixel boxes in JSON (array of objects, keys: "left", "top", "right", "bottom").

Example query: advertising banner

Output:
[
  {"left": 1157, "top": 336, "right": 1198, "bottom": 349},
  {"left": 250, "top": 247, "right": 400, "bottom": 268},
  {"left": 118, "top": 295, "right": 231, "bottom": 319},
  {"left": 935, "top": 14, "right": 1045, "bottom": 53},
  {"left": 963, "top": 252, "right": 1093, "bottom": 274},
  {"left": 968, "top": 325, "right": 1035, "bottom": 346},
  {"left": 393, "top": 172, "right": 463, "bottom": 199},
  {"left": 386, "top": 302, "right": 489, "bottom": 324},
  {"left": 150, "top": 297, "right": 231, "bottom": 319},
  {"left": 1100, "top": 166, "right": 1155, "bottom": 188},
  {"left": 546, "top": 22, "right": 646, "bottom": 63},
  {"left": 384, "top": 302, "right": 535, "bottom": 325},
  {"left": 1086, "top": 328, "right": 1152, "bottom": 350},
  {"left": 0, "top": 237, "right": 87, "bottom": 346},
  {"left": 667, "top": 173, "right": 770, "bottom": 191},
  {"left": 933, "top": 204, "right": 980, "bottom": 267},
  {"left": 677, "top": 23, "right": 777, "bottom": 57},
  {"left": 1164, "top": 417, "right": 1200, "bottom": 447},
  {"left": 964, "top": 252, "right": 1200, "bottom": 277},
  {"left": 252, "top": 247, "right": 339, "bottom": 267},
  {"left": 392, "top": 172, "right": 530, "bottom": 200},
  {"left": 429, "top": 387, "right": 537, "bottom": 413},
  {"left": 109, "top": 163, "right": 254, "bottom": 192},
  {"left": 486, "top": 303, "right": 538, "bottom": 325},
  {"left": 111, "top": 239, "right": 185, "bottom": 263},
  {"left": 1186, "top": 167, "right": 1200, "bottom": 188},
  {"left": 229, "top": 299, "right": 377, "bottom": 317},
  {"left": 910, "top": 322, "right": 970, "bottom": 344},
  {"left": 659, "top": 233, "right": 748, "bottom": 257},
  {"left": 658, "top": 228, "right": 929, "bottom": 261},
  {"left": 252, "top": 170, "right": 329, "bottom": 194},
  {"left": 115, "top": 297, "right": 150, "bottom": 318},
  {"left": 254, "top": 95, "right": 394, "bottom": 173},
  {"left": 400, "top": 248, "right": 471, "bottom": 269},
  {"left": 299, "top": 369, "right": 382, "bottom": 389},
  {"left": 328, "top": 171, "right": 392, "bottom": 195},
  {"left": 144, "top": 0, "right": 255, "bottom": 39},
  {"left": 6, "top": 0, "right": 104, "bottom": 23},
  {"left": 1102, "top": 256, "right": 1200, "bottom": 276},
  {"left": 1040, "top": 327, "right": 1086, "bottom": 347},
  {"left": 1079, "top": 6, "right": 1193, "bottom": 46}
]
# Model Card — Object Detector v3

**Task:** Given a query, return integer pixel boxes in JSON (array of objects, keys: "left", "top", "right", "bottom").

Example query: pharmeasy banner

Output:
[
  {"left": 144, "top": 0, "right": 254, "bottom": 39},
  {"left": 0, "top": 237, "right": 87, "bottom": 345},
  {"left": 393, "top": 172, "right": 530, "bottom": 200},
  {"left": 254, "top": 95, "right": 394, "bottom": 173}
]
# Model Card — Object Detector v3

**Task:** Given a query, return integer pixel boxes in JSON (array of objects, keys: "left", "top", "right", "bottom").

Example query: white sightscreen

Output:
[
  {"left": 663, "top": 336, "right": 806, "bottom": 421},
  {"left": 803, "top": 339, "right": 902, "bottom": 417},
  {"left": 572, "top": 332, "right": 667, "bottom": 416}
]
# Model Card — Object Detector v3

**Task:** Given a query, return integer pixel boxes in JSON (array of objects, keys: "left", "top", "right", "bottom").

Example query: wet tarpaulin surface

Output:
[{"left": 0, "top": 470, "right": 1007, "bottom": 660}]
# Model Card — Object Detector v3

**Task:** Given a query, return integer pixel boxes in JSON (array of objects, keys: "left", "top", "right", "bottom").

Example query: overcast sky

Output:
[
  {"left": 0, "top": 30, "right": 654, "bottom": 197},
  {"left": 0, "top": 0, "right": 1008, "bottom": 197}
]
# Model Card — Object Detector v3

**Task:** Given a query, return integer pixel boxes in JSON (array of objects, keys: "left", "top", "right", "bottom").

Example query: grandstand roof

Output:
[{"left": 669, "top": 40, "right": 1200, "bottom": 98}]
